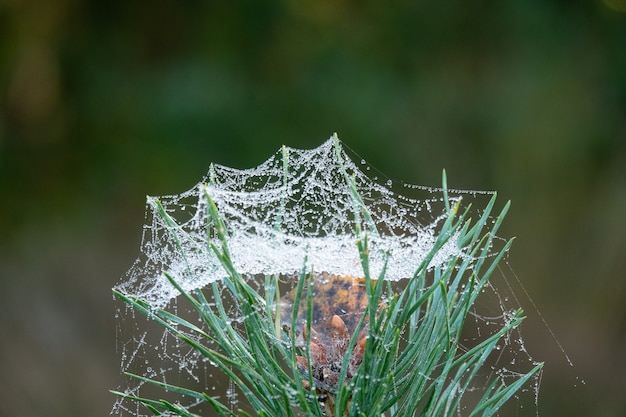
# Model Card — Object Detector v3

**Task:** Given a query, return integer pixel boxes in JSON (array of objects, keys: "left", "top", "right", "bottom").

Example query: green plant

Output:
[{"left": 112, "top": 140, "right": 542, "bottom": 417}]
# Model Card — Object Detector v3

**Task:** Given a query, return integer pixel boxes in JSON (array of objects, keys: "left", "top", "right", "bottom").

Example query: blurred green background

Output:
[{"left": 1, "top": 0, "right": 625, "bottom": 415}]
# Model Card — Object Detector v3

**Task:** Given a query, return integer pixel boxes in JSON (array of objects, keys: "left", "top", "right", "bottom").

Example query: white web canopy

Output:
[
  {"left": 113, "top": 134, "right": 543, "bottom": 417},
  {"left": 115, "top": 135, "right": 471, "bottom": 308}
]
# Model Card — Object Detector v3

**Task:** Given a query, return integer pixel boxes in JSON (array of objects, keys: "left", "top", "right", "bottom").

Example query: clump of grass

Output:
[{"left": 112, "top": 168, "right": 542, "bottom": 417}]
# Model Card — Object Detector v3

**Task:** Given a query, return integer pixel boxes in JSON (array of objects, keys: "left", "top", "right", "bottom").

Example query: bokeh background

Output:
[{"left": 1, "top": 1, "right": 625, "bottom": 416}]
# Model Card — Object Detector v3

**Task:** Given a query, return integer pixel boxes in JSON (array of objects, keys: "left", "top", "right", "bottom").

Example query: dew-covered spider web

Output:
[{"left": 112, "top": 134, "right": 542, "bottom": 416}]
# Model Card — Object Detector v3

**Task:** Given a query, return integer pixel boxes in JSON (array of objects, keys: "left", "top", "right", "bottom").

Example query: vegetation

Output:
[{"left": 112, "top": 170, "right": 541, "bottom": 416}]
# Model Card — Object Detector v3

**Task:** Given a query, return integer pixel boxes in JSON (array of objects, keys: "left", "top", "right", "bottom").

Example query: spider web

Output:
[
  {"left": 112, "top": 135, "right": 541, "bottom": 416},
  {"left": 115, "top": 136, "right": 471, "bottom": 309}
]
